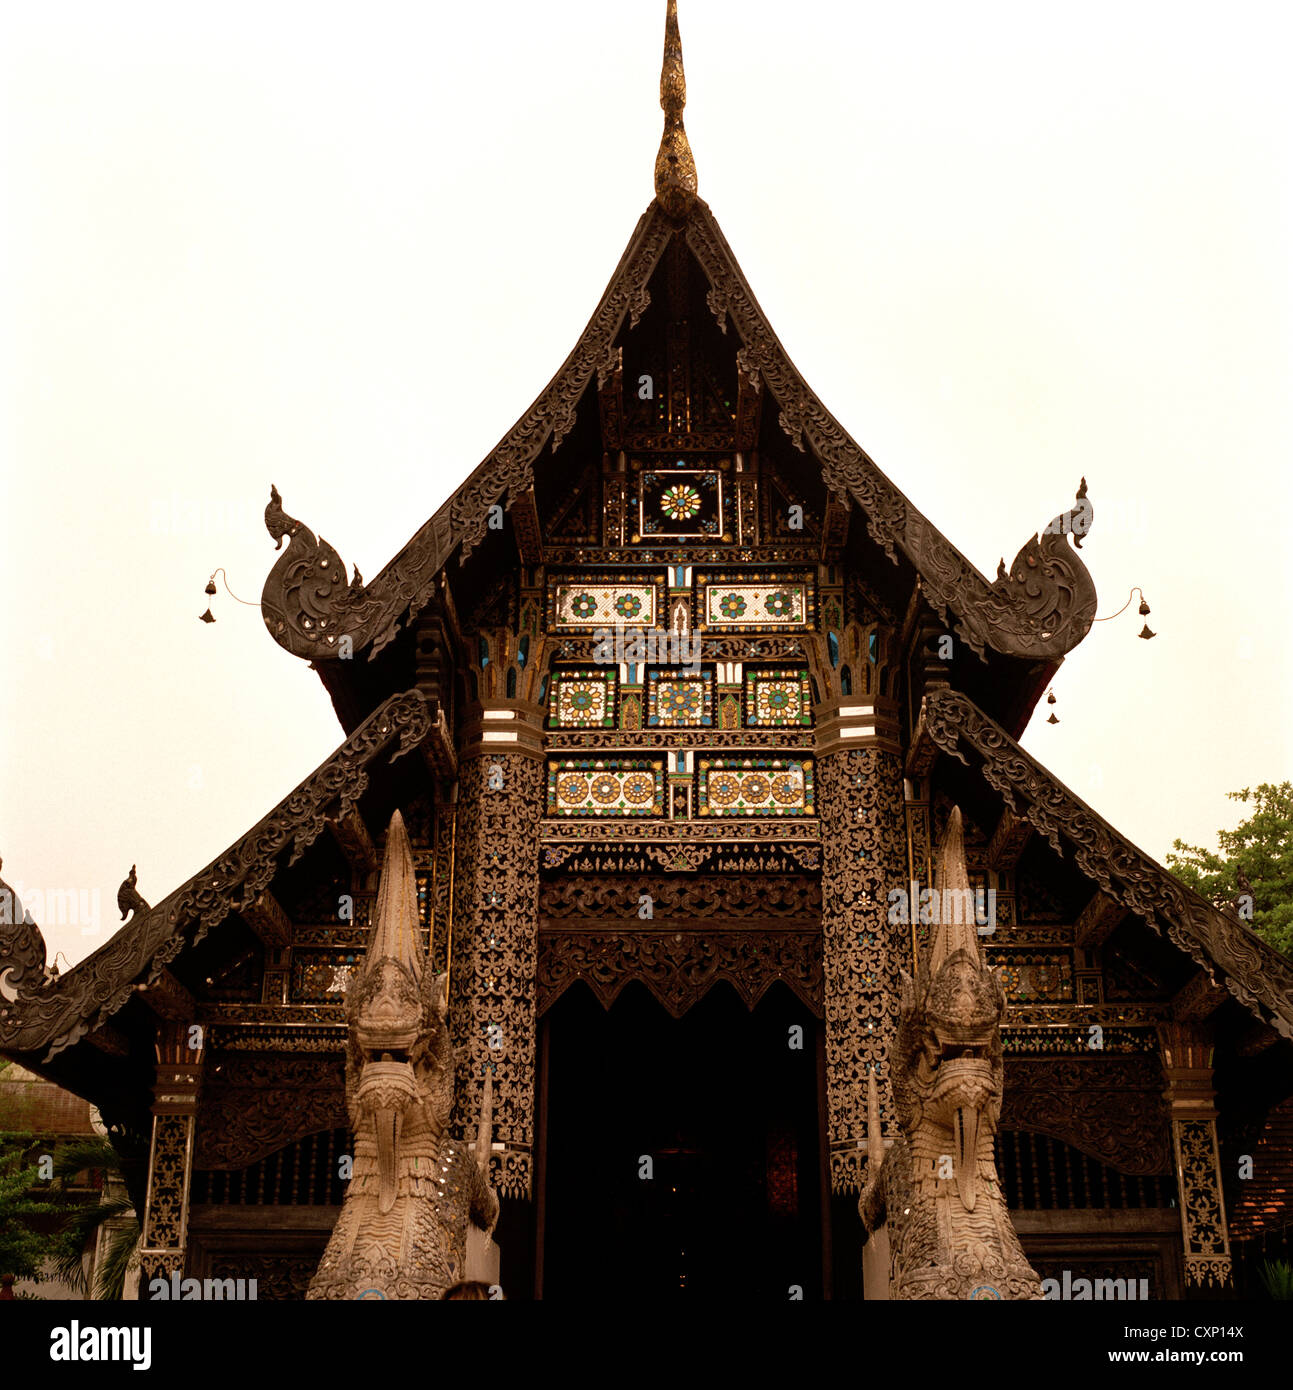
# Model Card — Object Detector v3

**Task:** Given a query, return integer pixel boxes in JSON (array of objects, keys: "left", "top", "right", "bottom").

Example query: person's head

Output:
[{"left": 442, "top": 1280, "right": 499, "bottom": 1301}]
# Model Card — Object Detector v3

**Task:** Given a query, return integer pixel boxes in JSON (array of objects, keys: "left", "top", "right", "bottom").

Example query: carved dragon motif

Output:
[
  {"left": 307, "top": 810, "right": 498, "bottom": 1300},
  {"left": 860, "top": 808, "right": 1043, "bottom": 1300}
]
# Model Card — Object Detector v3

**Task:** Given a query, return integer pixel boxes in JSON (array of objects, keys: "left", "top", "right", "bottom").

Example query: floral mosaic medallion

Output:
[
  {"left": 697, "top": 575, "right": 813, "bottom": 631},
  {"left": 696, "top": 758, "right": 814, "bottom": 816},
  {"left": 548, "top": 668, "right": 617, "bottom": 728},
  {"left": 660, "top": 483, "right": 702, "bottom": 521},
  {"left": 646, "top": 669, "right": 713, "bottom": 727},
  {"left": 636, "top": 467, "right": 725, "bottom": 540},
  {"left": 547, "top": 759, "right": 665, "bottom": 816},
  {"left": 745, "top": 669, "right": 813, "bottom": 727}
]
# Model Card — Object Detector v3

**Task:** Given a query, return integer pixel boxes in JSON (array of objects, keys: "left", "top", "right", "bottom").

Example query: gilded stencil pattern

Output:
[
  {"left": 696, "top": 757, "right": 814, "bottom": 816},
  {"left": 449, "top": 754, "right": 542, "bottom": 1199},
  {"left": 744, "top": 668, "right": 812, "bottom": 726},
  {"left": 817, "top": 749, "right": 908, "bottom": 1193},
  {"left": 547, "top": 759, "right": 666, "bottom": 817},
  {"left": 1173, "top": 1118, "right": 1232, "bottom": 1286}
]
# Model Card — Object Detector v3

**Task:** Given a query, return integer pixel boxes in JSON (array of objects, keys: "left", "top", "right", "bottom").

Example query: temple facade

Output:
[{"left": 2, "top": 3, "right": 1290, "bottom": 1300}]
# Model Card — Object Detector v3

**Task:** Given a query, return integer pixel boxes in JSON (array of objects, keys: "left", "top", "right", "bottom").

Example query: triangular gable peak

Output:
[{"left": 260, "top": 32, "right": 1097, "bottom": 726}]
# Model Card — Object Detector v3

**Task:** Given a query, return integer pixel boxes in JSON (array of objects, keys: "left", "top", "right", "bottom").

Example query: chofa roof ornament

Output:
[{"left": 654, "top": 0, "right": 697, "bottom": 219}]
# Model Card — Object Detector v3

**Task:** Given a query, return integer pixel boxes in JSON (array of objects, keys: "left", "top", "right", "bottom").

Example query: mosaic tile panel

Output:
[
  {"left": 292, "top": 950, "right": 362, "bottom": 1003},
  {"left": 744, "top": 668, "right": 813, "bottom": 726},
  {"left": 548, "top": 668, "right": 617, "bottom": 728},
  {"left": 697, "top": 574, "right": 814, "bottom": 631},
  {"left": 989, "top": 952, "right": 1075, "bottom": 1003},
  {"left": 635, "top": 466, "right": 726, "bottom": 541},
  {"left": 547, "top": 759, "right": 665, "bottom": 817},
  {"left": 696, "top": 757, "right": 814, "bottom": 816},
  {"left": 646, "top": 668, "right": 713, "bottom": 727},
  {"left": 550, "top": 577, "right": 660, "bottom": 630}
]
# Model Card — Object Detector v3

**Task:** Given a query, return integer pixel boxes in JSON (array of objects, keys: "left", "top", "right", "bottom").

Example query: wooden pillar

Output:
[
  {"left": 1158, "top": 1021, "right": 1232, "bottom": 1287},
  {"left": 815, "top": 696, "right": 907, "bottom": 1193},
  {"left": 137, "top": 1020, "right": 205, "bottom": 1287},
  {"left": 448, "top": 702, "right": 544, "bottom": 1200}
]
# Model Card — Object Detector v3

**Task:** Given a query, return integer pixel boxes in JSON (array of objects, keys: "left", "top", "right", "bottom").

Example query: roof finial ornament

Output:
[{"left": 654, "top": 0, "right": 698, "bottom": 219}]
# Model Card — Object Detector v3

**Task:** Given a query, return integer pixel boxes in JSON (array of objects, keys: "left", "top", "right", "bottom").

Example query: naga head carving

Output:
[
  {"left": 344, "top": 810, "right": 453, "bottom": 1213},
  {"left": 893, "top": 806, "right": 1005, "bottom": 1213}
]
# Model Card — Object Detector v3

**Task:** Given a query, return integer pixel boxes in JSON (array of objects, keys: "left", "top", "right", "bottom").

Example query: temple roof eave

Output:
[
  {"left": 916, "top": 687, "right": 1293, "bottom": 1042},
  {"left": 0, "top": 689, "right": 436, "bottom": 1063}
]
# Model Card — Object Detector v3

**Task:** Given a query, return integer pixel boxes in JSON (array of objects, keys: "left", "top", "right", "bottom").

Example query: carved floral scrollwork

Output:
[
  {"left": 920, "top": 687, "right": 1293, "bottom": 1040},
  {"left": 537, "top": 928, "right": 823, "bottom": 1018},
  {"left": 999, "top": 1057, "right": 1172, "bottom": 1175},
  {"left": 449, "top": 753, "right": 544, "bottom": 1200},
  {"left": 1173, "top": 1118, "right": 1232, "bottom": 1286},
  {"left": 817, "top": 748, "right": 908, "bottom": 1194},
  {"left": 195, "top": 1055, "right": 347, "bottom": 1170}
]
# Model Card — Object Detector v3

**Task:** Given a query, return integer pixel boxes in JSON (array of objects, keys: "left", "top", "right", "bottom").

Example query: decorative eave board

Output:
[
  {"left": 0, "top": 690, "right": 433, "bottom": 1062},
  {"left": 918, "top": 686, "right": 1293, "bottom": 1041}
]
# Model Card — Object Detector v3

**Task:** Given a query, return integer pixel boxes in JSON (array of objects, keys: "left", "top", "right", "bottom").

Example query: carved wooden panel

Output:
[
  {"left": 195, "top": 1054, "right": 346, "bottom": 1170},
  {"left": 1000, "top": 1057, "right": 1172, "bottom": 1175},
  {"left": 538, "top": 875, "right": 820, "bottom": 922},
  {"left": 537, "top": 927, "right": 821, "bottom": 1018}
]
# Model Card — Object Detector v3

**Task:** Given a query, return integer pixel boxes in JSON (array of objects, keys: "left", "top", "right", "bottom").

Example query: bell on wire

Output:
[{"left": 205, "top": 578, "right": 217, "bottom": 596}]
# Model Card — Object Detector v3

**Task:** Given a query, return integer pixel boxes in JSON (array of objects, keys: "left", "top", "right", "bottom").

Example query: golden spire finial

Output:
[{"left": 654, "top": 0, "right": 697, "bottom": 218}]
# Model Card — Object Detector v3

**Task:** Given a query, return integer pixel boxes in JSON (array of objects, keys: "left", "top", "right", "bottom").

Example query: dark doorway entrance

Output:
[{"left": 539, "top": 980, "right": 823, "bottom": 1300}]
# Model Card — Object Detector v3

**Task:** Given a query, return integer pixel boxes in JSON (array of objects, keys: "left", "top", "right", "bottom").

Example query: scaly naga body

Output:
[
  {"left": 307, "top": 810, "right": 498, "bottom": 1300},
  {"left": 860, "top": 807, "right": 1042, "bottom": 1300}
]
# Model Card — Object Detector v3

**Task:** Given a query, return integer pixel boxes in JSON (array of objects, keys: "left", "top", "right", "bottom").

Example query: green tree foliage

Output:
[
  {"left": 0, "top": 1131, "right": 80, "bottom": 1282},
  {"left": 1166, "top": 782, "right": 1293, "bottom": 958}
]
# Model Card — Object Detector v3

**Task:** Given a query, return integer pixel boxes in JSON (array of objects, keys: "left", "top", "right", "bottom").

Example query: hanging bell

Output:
[
  {"left": 1046, "top": 712, "right": 1059, "bottom": 725},
  {"left": 205, "top": 578, "right": 217, "bottom": 596},
  {"left": 1046, "top": 691, "right": 1057, "bottom": 705},
  {"left": 1138, "top": 596, "right": 1150, "bottom": 616},
  {"left": 1138, "top": 624, "right": 1155, "bottom": 640},
  {"left": 199, "top": 608, "right": 216, "bottom": 624}
]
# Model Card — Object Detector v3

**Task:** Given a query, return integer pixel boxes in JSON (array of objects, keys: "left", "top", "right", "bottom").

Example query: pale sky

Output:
[{"left": 2, "top": 0, "right": 1290, "bottom": 970}]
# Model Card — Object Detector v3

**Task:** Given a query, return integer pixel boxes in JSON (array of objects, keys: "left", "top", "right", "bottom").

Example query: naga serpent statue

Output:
[
  {"left": 307, "top": 809, "right": 499, "bottom": 1300},
  {"left": 860, "top": 807, "right": 1042, "bottom": 1300}
]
